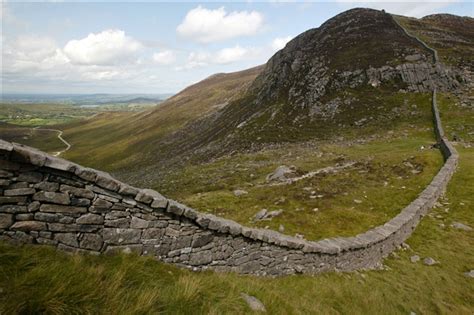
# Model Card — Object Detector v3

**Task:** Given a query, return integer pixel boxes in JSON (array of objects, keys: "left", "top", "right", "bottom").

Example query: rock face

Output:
[{"left": 250, "top": 8, "right": 461, "bottom": 110}]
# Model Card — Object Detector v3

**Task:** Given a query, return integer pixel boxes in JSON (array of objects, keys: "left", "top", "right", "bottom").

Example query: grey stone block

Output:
[
  {"left": 34, "top": 181, "right": 59, "bottom": 192},
  {"left": 76, "top": 213, "right": 104, "bottom": 225},
  {"left": 0, "top": 205, "right": 27, "bottom": 213},
  {"left": 40, "top": 204, "right": 87, "bottom": 214},
  {"left": 60, "top": 184, "right": 94, "bottom": 199},
  {"left": 18, "top": 171, "right": 43, "bottom": 183},
  {"left": 11, "top": 221, "right": 47, "bottom": 231},
  {"left": 33, "top": 191, "right": 70, "bottom": 205},
  {"left": 80, "top": 234, "right": 103, "bottom": 251},
  {"left": 54, "top": 233, "right": 79, "bottom": 247},
  {"left": 0, "top": 213, "right": 13, "bottom": 229},
  {"left": 102, "top": 228, "right": 141, "bottom": 245},
  {"left": 4, "top": 188, "right": 36, "bottom": 196}
]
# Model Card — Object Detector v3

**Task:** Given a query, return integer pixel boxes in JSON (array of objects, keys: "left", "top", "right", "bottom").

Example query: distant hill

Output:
[{"left": 1, "top": 93, "right": 172, "bottom": 105}]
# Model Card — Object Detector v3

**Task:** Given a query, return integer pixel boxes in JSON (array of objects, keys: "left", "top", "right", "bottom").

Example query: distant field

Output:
[
  {"left": 0, "top": 102, "right": 158, "bottom": 127},
  {"left": 0, "top": 102, "right": 158, "bottom": 155}
]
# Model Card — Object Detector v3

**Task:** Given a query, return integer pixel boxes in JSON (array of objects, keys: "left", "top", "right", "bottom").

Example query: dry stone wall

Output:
[
  {"left": 0, "top": 90, "right": 458, "bottom": 276},
  {"left": 0, "top": 18, "right": 459, "bottom": 275}
]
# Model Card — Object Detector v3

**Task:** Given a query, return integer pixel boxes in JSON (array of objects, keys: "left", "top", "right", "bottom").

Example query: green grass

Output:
[
  {"left": 157, "top": 132, "right": 442, "bottom": 240},
  {"left": 0, "top": 124, "right": 66, "bottom": 154},
  {"left": 0, "top": 144, "right": 472, "bottom": 314}
]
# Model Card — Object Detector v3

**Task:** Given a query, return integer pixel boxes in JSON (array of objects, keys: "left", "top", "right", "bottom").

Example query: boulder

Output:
[{"left": 266, "top": 165, "right": 297, "bottom": 183}]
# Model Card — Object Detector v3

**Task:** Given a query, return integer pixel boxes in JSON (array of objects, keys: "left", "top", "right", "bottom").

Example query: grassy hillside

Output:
[
  {"left": 1, "top": 94, "right": 472, "bottom": 313},
  {"left": 395, "top": 14, "right": 474, "bottom": 67},
  {"left": 61, "top": 66, "right": 263, "bottom": 171}
]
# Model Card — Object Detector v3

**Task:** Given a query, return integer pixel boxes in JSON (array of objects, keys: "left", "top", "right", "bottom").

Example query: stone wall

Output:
[
  {"left": 0, "top": 17, "right": 459, "bottom": 276},
  {"left": 0, "top": 90, "right": 458, "bottom": 276}
]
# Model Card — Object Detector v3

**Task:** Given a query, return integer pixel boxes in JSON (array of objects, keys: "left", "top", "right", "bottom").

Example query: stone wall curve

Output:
[{"left": 0, "top": 17, "right": 459, "bottom": 275}]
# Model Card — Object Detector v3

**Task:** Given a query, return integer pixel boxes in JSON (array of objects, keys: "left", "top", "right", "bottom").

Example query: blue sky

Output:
[{"left": 2, "top": 1, "right": 473, "bottom": 94}]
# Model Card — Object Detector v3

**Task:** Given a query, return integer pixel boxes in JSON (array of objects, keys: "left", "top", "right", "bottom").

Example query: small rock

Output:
[
  {"left": 451, "top": 222, "right": 472, "bottom": 231},
  {"left": 233, "top": 189, "right": 248, "bottom": 197},
  {"left": 410, "top": 255, "right": 420, "bottom": 263},
  {"left": 354, "top": 199, "right": 363, "bottom": 204},
  {"left": 464, "top": 270, "right": 474, "bottom": 278},
  {"left": 264, "top": 209, "right": 283, "bottom": 220},
  {"left": 254, "top": 209, "right": 268, "bottom": 221},
  {"left": 278, "top": 224, "right": 285, "bottom": 233},
  {"left": 241, "top": 293, "right": 266, "bottom": 312},
  {"left": 401, "top": 242, "right": 411, "bottom": 250},
  {"left": 295, "top": 233, "right": 304, "bottom": 239},
  {"left": 423, "top": 257, "right": 437, "bottom": 266}
]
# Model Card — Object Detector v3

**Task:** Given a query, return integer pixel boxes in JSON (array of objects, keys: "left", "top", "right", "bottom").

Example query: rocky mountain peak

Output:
[{"left": 251, "top": 8, "right": 464, "bottom": 112}]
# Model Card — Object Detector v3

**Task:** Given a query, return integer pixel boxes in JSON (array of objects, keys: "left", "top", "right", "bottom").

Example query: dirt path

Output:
[{"left": 34, "top": 127, "right": 71, "bottom": 157}]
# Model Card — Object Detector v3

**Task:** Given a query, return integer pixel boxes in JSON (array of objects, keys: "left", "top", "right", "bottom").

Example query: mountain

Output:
[
  {"left": 131, "top": 9, "right": 462, "bottom": 163},
  {"left": 61, "top": 8, "right": 470, "bottom": 186}
]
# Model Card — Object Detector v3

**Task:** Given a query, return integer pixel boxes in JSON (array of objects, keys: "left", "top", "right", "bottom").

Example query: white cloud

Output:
[
  {"left": 152, "top": 50, "right": 176, "bottom": 65},
  {"left": 271, "top": 36, "right": 292, "bottom": 51},
  {"left": 176, "top": 45, "right": 261, "bottom": 70},
  {"left": 215, "top": 45, "right": 249, "bottom": 64},
  {"left": 63, "top": 29, "right": 142, "bottom": 66},
  {"left": 9, "top": 36, "right": 58, "bottom": 62},
  {"left": 176, "top": 51, "right": 211, "bottom": 70},
  {"left": 177, "top": 6, "right": 264, "bottom": 43}
]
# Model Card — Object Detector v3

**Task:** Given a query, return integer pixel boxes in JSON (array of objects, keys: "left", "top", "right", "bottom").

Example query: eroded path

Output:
[{"left": 34, "top": 127, "right": 71, "bottom": 156}]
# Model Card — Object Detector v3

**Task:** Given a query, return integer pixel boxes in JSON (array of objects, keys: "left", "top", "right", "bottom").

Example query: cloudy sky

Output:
[{"left": 1, "top": 1, "right": 472, "bottom": 95}]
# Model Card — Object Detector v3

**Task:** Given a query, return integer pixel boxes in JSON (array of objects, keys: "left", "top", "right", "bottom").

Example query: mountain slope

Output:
[
  {"left": 396, "top": 13, "right": 474, "bottom": 68},
  {"left": 62, "top": 66, "right": 263, "bottom": 170}
]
